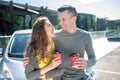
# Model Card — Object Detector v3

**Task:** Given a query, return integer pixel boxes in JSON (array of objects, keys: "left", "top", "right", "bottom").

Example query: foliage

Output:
[
  {"left": 14, "top": 15, "right": 24, "bottom": 30},
  {"left": 76, "top": 13, "right": 96, "bottom": 31}
]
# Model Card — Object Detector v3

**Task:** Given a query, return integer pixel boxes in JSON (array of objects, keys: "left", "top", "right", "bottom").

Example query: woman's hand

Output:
[
  {"left": 49, "top": 57, "right": 62, "bottom": 70},
  {"left": 40, "top": 57, "right": 62, "bottom": 76}
]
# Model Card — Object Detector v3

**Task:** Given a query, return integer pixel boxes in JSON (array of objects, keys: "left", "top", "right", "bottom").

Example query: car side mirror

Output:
[{"left": 0, "top": 48, "right": 3, "bottom": 57}]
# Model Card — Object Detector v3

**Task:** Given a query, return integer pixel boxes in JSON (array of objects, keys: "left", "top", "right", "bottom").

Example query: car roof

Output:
[
  {"left": 13, "top": 29, "right": 32, "bottom": 34},
  {"left": 13, "top": 29, "right": 61, "bottom": 34}
]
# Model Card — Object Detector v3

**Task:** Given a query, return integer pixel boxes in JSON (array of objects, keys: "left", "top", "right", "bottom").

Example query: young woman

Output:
[{"left": 25, "top": 16, "right": 62, "bottom": 80}]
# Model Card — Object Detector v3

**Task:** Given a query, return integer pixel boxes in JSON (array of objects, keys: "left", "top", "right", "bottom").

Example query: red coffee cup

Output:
[
  {"left": 52, "top": 50, "right": 62, "bottom": 60},
  {"left": 70, "top": 53, "right": 80, "bottom": 68}
]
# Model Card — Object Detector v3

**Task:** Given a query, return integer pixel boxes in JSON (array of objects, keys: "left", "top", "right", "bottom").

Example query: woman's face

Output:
[{"left": 44, "top": 20, "right": 55, "bottom": 39}]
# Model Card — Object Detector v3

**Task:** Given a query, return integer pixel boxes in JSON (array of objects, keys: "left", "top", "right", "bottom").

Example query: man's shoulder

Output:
[
  {"left": 76, "top": 29, "right": 92, "bottom": 40},
  {"left": 77, "top": 28, "right": 89, "bottom": 35}
]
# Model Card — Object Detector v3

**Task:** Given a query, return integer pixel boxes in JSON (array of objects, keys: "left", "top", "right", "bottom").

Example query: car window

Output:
[{"left": 8, "top": 33, "right": 30, "bottom": 58}]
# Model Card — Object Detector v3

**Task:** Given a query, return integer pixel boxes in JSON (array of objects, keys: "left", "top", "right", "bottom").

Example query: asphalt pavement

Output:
[{"left": 94, "top": 46, "right": 120, "bottom": 80}]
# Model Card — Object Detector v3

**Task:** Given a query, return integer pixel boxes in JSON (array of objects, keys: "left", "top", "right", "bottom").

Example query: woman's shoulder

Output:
[{"left": 25, "top": 45, "right": 36, "bottom": 57}]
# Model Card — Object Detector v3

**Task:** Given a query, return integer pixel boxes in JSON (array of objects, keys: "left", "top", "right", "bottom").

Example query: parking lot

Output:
[
  {"left": 94, "top": 46, "right": 120, "bottom": 80},
  {"left": 0, "top": 38, "right": 120, "bottom": 80}
]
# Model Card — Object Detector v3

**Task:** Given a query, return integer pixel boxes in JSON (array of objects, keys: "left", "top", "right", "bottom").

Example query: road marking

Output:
[{"left": 95, "top": 69, "right": 120, "bottom": 75}]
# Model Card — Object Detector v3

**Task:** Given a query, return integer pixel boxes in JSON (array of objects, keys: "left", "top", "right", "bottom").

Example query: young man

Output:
[{"left": 24, "top": 5, "right": 96, "bottom": 80}]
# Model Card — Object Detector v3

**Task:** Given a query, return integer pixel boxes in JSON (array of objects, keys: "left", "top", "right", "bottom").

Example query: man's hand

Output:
[
  {"left": 74, "top": 58, "right": 87, "bottom": 69},
  {"left": 23, "top": 57, "right": 30, "bottom": 68}
]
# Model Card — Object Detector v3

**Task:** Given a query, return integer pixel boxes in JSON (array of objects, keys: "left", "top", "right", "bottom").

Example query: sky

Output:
[{"left": 4, "top": 0, "right": 120, "bottom": 20}]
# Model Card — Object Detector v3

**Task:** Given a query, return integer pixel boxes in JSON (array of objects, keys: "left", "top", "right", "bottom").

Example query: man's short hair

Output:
[{"left": 57, "top": 5, "right": 77, "bottom": 16}]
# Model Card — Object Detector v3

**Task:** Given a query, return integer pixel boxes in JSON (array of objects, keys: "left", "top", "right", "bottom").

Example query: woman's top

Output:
[
  {"left": 25, "top": 41, "right": 64, "bottom": 80},
  {"left": 36, "top": 41, "right": 54, "bottom": 80}
]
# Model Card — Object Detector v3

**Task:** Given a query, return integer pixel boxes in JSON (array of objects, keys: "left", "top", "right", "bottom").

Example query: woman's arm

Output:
[
  {"left": 24, "top": 46, "right": 42, "bottom": 80},
  {"left": 25, "top": 49, "right": 62, "bottom": 80},
  {"left": 40, "top": 57, "right": 62, "bottom": 78}
]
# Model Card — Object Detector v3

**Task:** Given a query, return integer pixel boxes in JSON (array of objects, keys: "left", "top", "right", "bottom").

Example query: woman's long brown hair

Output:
[{"left": 28, "top": 17, "right": 50, "bottom": 59}]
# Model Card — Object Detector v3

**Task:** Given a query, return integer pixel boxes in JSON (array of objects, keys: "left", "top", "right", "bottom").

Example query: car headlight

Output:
[{"left": 0, "top": 63, "right": 14, "bottom": 80}]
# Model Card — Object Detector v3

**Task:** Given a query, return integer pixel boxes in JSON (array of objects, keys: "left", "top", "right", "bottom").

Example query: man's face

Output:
[{"left": 58, "top": 11, "right": 75, "bottom": 31}]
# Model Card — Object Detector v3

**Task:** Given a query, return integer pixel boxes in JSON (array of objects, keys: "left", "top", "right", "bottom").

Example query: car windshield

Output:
[{"left": 8, "top": 33, "right": 30, "bottom": 58}]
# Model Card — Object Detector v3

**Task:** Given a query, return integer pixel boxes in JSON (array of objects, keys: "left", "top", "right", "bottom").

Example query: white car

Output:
[
  {"left": 0, "top": 29, "right": 96, "bottom": 80},
  {"left": 0, "top": 29, "right": 31, "bottom": 80}
]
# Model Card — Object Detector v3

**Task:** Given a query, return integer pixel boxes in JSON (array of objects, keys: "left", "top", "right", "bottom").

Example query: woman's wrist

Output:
[{"left": 40, "top": 65, "right": 52, "bottom": 76}]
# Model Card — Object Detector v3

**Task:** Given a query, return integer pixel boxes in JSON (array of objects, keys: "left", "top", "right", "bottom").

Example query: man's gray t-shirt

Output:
[{"left": 55, "top": 29, "right": 96, "bottom": 80}]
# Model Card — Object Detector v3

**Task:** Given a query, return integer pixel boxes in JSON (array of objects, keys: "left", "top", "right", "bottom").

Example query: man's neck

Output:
[{"left": 65, "top": 26, "right": 77, "bottom": 33}]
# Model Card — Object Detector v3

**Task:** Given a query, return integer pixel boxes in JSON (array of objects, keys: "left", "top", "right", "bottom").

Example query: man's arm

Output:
[
  {"left": 73, "top": 33, "right": 96, "bottom": 69},
  {"left": 85, "top": 33, "right": 96, "bottom": 67}
]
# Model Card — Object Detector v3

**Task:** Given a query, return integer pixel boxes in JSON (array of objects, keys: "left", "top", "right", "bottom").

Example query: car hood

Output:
[{"left": 3, "top": 57, "right": 26, "bottom": 80}]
